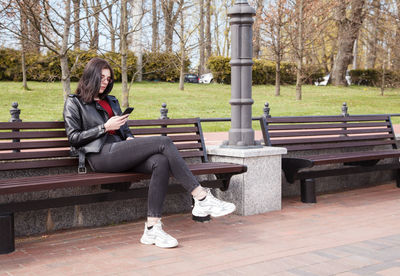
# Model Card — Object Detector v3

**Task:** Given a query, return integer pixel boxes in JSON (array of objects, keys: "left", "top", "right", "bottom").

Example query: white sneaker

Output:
[
  {"left": 140, "top": 220, "right": 178, "bottom": 248},
  {"left": 192, "top": 189, "right": 236, "bottom": 222}
]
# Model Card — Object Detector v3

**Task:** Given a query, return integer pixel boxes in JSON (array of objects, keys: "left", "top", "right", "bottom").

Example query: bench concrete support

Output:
[
  {"left": 207, "top": 146, "right": 287, "bottom": 215},
  {"left": 0, "top": 212, "right": 15, "bottom": 254}
]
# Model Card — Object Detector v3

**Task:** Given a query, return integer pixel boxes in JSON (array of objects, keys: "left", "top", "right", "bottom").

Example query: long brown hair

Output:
[{"left": 75, "top": 58, "right": 115, "bottom": 103}]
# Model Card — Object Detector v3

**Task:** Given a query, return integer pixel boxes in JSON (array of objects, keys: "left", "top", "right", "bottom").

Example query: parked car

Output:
[
  {"left": 199, "top": 73, "right": 214, "bottom": 84},
  {"left": 314, "top": 71, "right": 351, "bottom": 86},
  {"left": 184, "top": 74, "right": 199, "bottom": 83}
]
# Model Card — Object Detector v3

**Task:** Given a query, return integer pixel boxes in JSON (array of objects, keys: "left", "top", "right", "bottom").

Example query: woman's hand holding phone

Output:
[
  {"left": 104, "top": 107, "right": 133, "bottom": 131},
  {"left": 104, "top": 114, "right": 129, "bottom": 131}
]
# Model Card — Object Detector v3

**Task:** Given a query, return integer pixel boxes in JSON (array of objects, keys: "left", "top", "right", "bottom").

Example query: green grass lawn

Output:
[{"left": 1, "top": 81, "right": 399, "bottom": 132}]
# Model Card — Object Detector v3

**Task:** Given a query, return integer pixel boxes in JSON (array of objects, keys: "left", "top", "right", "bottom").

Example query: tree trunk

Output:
[
  {"left": 152, "top": 0, "right": 158, "bottom": 52},
  {"left": 275, "top": 59, "right": 281, "bottom": 97},
  {"left": 352, "top": 38, "right": 358, "bottom": 69},
  {"left": 131, "top": 0, "right": 143, "bottom": 82},
  {"left": 121, "top": 0, "right": 129, "bottom": 108},
  {"left": 199, "top": 0, "right": 205, "bottom": 74},
  {"left": 253, "top": 0, "right": 263, "bottom": 59},
  {"left": 393, "top": 0, "right": 400, "bottom": 70},
  {"left": 21, "top": 50, "right": 28, "bottom": 90},
  {"left": 161, "top": 0, "right": 183, "bottom": 52},
  {"left": 296, "top": 0, "right": 304, "bottom": 101},
  {"left": 214, "top": 4, "right": 221, "bottom": 55},
  {"left": 366, "top": 0, "right": 380, "bottom": 69},
  {"left": 90, "top": 0, "right": 100, "bottom": 50},
  {"left": 105, "top": 1, "right": 115, "bottom": 52},
  {"left": 381, "top": 62, "right": 385, "bottom": 96},
  {"left": 20, "top": 5, "right": 29, "bottom": 90},
  {"left": 331, "top": 0, "right": 366, "bottom": 86},
  {"left": 82, "top": 0, "right": 93, "bottom": 45},
  {"left": 205, "top": 0, "right": 211, "bottom": 63},
  {"left": 60, "top": 54, "right": 71, "bottom": 100},
  {"left": 179, "top": 10, "right": 185, "bottom": 91},
  {"left": 61, "top": 0, "right": 72, "bottom": 100},
  {"left": 72, "top": 0, "right": 81, "bottom": 50},
  {"left": 27, "top": 1, "right": 41, "bottom": 54},
  {"left": 223, "top": 1, "right": 230, "bottom": 57}
]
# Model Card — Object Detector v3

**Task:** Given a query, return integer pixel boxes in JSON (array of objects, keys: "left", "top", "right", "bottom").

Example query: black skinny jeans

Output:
[{"left": 87, "top": 135, "right": 200, "bottom": 217}]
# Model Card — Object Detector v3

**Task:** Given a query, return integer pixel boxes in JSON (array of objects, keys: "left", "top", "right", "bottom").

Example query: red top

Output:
[{"left": 97, "top": 99, "right": 116, "bottom": 135}]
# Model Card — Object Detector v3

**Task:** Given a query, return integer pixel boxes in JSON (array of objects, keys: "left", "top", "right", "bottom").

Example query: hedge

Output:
[
  {"left": 0, "top": 48, "right": 188, "bottom": 82},
  {"left": 349, "top": 69, "right": 400, "bottom": 87},
  {"left": 207, "top": 56, "right": 324, "bottom": 85}
]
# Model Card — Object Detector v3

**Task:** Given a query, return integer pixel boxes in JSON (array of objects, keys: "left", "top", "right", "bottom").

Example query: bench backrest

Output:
[
  {"left": 0, "top": 118, "right": 207, "bottom": 171},
  {"left": 260, "top": 115, "right": 398, "bottom": 152}
]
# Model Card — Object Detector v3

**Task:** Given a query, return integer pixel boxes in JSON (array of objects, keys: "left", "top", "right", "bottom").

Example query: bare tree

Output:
[
  {"left": 392, "top": 0, "right": 400, "bottom": 70},
  {"left": 161, "top": 0, "right": 184, "bottom": 52},
  {"left": 19, "top": 2, "right": 29, "bottom": 90},
  {"left": 253, "top": 0, "right": 263, "bottom": 58},
  {"left": 205, "top": 0, "right": 211, "bottom": 62},
  {"left": 151, "top": 0, "right": 158, "bottom": 52},
  {"left": 331, "top": 0, "right": 366, "bottom": 86},
  {"left": 82, "top": 0, "right": 101, "bottom": 51},
  {"left": 130, "top": 0, "right": 144, "bottom": 82},
  {"left": 365, "top": 0, "right": 381, "bottom": 68},
  {"left": 5, "top": 0, "right": 116, "bottom": 99},
  {"left": 175, "top": 1, "right": 198, "bottom": 90},
  {"left": 179, "top": 6, "right": 185, "bottom": 90},
  {"left": 223, "top": 0, "right": 231, "bottom": 56},
  {"left": 263, "top": 0, "right": 290, "bottom": 96},
  {"left": 295, "top": 0, "right": 304, "bottom": 100},
  {"left": 199, "top": 0, "right": 205, "bottom": 74},
  {"left": 72, "top": 0, "right": 80, "bottom": 50},
  {"left": 121, "top": 0, "right": 129, "bottom": 107},
  {"left": 101, "top": 0, "right": 117, "bottom": 52}
]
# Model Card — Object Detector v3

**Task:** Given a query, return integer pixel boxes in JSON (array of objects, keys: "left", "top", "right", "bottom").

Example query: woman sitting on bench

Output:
[{"left": 63, "top": 57, "right": 235, "bottom": 248}]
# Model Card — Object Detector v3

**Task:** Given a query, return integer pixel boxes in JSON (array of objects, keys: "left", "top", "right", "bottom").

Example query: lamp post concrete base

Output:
[{"left": 207, "top": 145, "right": 287, "bottom": 216}]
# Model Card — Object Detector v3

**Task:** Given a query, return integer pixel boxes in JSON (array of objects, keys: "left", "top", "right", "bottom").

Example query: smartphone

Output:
[{"left": 121, "top": 107, "right": 134, "bottom": 116}]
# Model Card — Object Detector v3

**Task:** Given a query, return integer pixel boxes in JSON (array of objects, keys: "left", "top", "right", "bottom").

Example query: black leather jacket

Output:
[{"left": 63, "top": 94, "right": 133, "bottom": 154}]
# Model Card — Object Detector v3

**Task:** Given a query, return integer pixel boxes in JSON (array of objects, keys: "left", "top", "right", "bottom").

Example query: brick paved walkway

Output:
[{"left": 1, "top": 182, "right": 400, "bottom": 275}]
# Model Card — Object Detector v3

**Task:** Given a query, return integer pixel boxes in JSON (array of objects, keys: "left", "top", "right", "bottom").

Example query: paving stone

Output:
[{"left": 1, "top": 183, "right": 400, "bottom": 276}]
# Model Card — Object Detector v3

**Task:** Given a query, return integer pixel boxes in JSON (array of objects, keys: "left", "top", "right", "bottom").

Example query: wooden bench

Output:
[
  {"left": 0, "top": 117, "right": 247, "bottom": 254},
  {"left": 260, "top": 114, "right": 400, "bottom": 203}
]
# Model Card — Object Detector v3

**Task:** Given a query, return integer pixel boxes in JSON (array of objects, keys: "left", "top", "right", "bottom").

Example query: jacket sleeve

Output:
[
  {"left": 63, "top": 96, "right": 106, "bottom": 148},
  {"left": 121, "top": 122, "right": 134, "bottom": 139}
]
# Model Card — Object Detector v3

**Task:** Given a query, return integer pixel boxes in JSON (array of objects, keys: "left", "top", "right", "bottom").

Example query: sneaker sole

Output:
[
  {"left": 192, "top": 214, "right": 211, "bottom": 222},
  {"left": 140, "top": 237, "right": 178, "bottom": 248},
  {"left": 192, "top": 205, "right": 236, "bottom": 222}
]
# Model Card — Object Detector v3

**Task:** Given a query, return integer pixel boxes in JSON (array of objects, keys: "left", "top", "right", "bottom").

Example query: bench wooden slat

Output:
[
  {"left": 269, "top": 127, "right": 392, "bottom": 138},
  {"left": 168, "top": 135, "right": 201, "bottom": 142},
  {"left": 127, "top": 118, "right": 199, "bottom": 126},
  {"left": 268, "top": 121, "right": 390, "bottom": 130},
  {"left": 0, "top": 140, "right": 70, "bottom": 150},
  {"left": 0, "top": 121, "right": 65, "bottom": 129},
  {"left": 265, "top": 115, "right": 390, "bottom": 124},
  {"left": 270, "top": 134, "right": 395, "bottom": 146},
  {"left": 131, "top": 126, "right": 198, "bottom": 135},
  {"left": 175, "top": 143, "right": 202, "bottom": 150},
  {"left": 307, "top": 150, "right": 400, "bottom": 165},
  {"left": 282, "top": 139, "right": 396, "bottom": 151},
  {"left": 179, "top": 151, "right": 204, "bottom": 158},
  {"left": 0, "top": 131, "right": 67, "bottom": 139},
  {"left": 0, "top": 158, "right": 78, "bottom": 171},
  {"left": 1, "top": 150, "right": 71, "bottom": 161}
]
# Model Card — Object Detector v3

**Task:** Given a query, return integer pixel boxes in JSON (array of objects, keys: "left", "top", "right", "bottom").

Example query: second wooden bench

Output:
[{"left": 260, "top": 113, "right": 400, "bottom": 203}]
